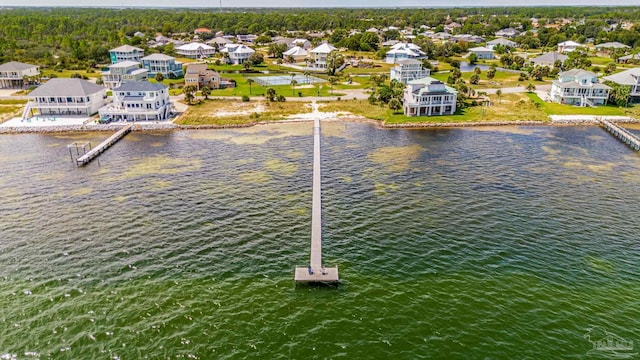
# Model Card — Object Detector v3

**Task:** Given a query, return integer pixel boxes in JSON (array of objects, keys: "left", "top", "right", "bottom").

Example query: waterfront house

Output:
[
  {"left": 140, "top": 54, "right": 183, "bottom": 78},
  {"left": 0, "top": 61, "right": 39, "bottom": 89},
  {"left": 603, "top": 68, "right": 640, "bottom": 103},
  {"left": 486, "top": 38, "right": 518, "bottom": 50},
  {"left": 283, "top": 46, "right": 308, "bottom": 62},
  {"left": 403, "top": 77, "right": 457, "bottom": 116},
  {"left": 309, "top": 43, "right": 337, "bottom": 69},
  {"left": 23, "top": 78, "right": 106, "bottom": 119},
  {"left": 467, "top": 46, "right": 495, "bottom": 59},
  {"left": 385, "top": 42, "right": 426, "bottom": 64},
  {"left": 530, "top": 52, "right": 568, "bottom": 67},
  {"left": 101, "top": 61, "right": 148, "bottom": 89},
  {"left": 98, "top": 81, "right": 172, "bottom": 122},
  {"left": 557, "top": 40, "right": 584, "bottom": 53},
  {"left": 184, "top": 63, "right": 232, "bottom": 90},
  {"left": 390, "top": 59, "right": 430, "bottom": 84},
  {"left": 109, "top": 45, "right": 145, "bottom": 64},
  {"left": 176, "top": 43, "right": 216, "bottom": 59},
  {"left": 219, "top": 44, "right": 256, "bottom": 65},
  {"left": 549, "top": 69, "right": 610, "bottom": 106}
]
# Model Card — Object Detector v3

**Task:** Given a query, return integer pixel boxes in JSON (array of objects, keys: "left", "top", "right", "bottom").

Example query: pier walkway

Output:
[
  {"left": 74, "top": 125, "right": 132, "bottom": 166},
  {"left": 599, "top": 119, "right": 640, "bottom": 151},
  {"left": 295, "top": 118, "right": 339, "bottom": 284}
]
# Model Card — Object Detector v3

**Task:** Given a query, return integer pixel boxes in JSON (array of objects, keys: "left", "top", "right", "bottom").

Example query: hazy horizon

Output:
[{"left": 0, "top": 0, "right": 639, "bottom": 8}]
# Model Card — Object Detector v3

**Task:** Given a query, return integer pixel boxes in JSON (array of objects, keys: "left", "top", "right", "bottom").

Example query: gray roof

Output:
[
  {"left": 396, "top": 59, "right": 423, "bottom": 65},
  {"left": 603, "top": 68, "right": 640, "bottom": 86},
  {"left": 559, "top": 69, "right": 596, "bottom": 78},
  {"left": 110, "top": 45, "right": 144, "bottom": 53},
  {"left": 531, "top": 52, "right": 568, "bottom": 64},
  {"left": 0, "top": 61, "right": 38, "bottom": 72},
  {"left": 113, "top": 81, "right": 168, "bottom": 92},
  {"left": 487, "top": 38, "right": 518, "bottom": 46},
  {"left": 109, "top": 61, "right": 141, "bottom": 69},
  {"left": 595, "top": 41, "right": 630, "bottom": 49},
  {"left": 552, "top": 80, "right": 611, "bottom": 90},
  {"left": 29, "top": 78, "right": 105, "bottom": 97},
  {"left": 620, "top": 53, "right": 640, "bottom": 61}
]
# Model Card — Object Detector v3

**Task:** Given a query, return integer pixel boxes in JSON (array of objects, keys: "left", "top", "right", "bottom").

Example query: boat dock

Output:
[
  {"left": 599, "top": 119, "right": 640, "bottom": 151},
  {"left": 295, "top": 118, "right": 339, "bottom": 284},
  {"left": 74, "top": 125, "right": 132, "bottom": 166}
]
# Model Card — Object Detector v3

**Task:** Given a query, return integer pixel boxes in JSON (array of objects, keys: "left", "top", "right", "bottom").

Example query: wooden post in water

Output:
[{"left": 295, "top": 118, "right": 339, "bottom": 284}]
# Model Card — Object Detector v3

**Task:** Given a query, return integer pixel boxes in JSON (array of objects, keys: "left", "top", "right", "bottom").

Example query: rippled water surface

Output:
[{"left": 0, "top": 122, "right": 639, "bottom": 359}]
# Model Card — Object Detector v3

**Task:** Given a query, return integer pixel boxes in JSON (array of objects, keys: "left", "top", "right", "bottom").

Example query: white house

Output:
[
  {"left": 0, "top": 61, "right": 39, "bottom": 89},
  {"left": 385, "top": 42, "right": 426, "bottom": 64},
  {"left": 23, "top": 78, "right": 106, "bottom": 119},
  {"left": 595, "top": 42, "right": 631, "bottom": 51},
  {"left": 530, "top": 52, "right": 568, "bottom": 68},
  {"left": 283, "top": 46, "right": 308, "bottom": 62},
  {"left": 109, "top": 45, "right": 145, "bottom": 64},
  {"left": 603, "top": 68, "right": 640, "bottom": 103},
  {"left": 176, "top": 42, "right": 216, "bottom": 59},
  {"left": 309, "top": 43, "right": 337, "bottom": 69},
  {"left": 550, "top": 69, "right": 611, "bottom": 106},
  {"left": 220, "top": 44, "right": 256, "bottom": 65},
  {"left": 390, "top": 59, "right": 430, "bottom": 84},
  {"left": 468, "top": 46, "right": 495, "bottom": 59},
  {"left": 495, "top": 28, "right": 520, "bottom": 38},
  {"left": 292, "top": 38, "right": 312, "bottom": 50},
  {"left": 486, "top": 38, "right": 518, "bottom": 50},
  {"left": 403, "top": 77, "right": 457, "bottom": 116},
  {"left": 101, "top": 61, "right": 148, "bottom": 89},
  {"left": 99, "top": 81, "right": 172, "bottom": 122},
  {"left": 557, "top": 40, "right": 584, "bottom": 53},
  {"left": 140, "top": 54, "right": 183, "bottom": 78}
]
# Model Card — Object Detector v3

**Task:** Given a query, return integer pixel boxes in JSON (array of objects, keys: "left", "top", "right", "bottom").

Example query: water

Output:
[
  {"left": 0, "top": 122, "right": 639, "bottom": 359},
  {"left": 459, "top": 62, "right": 490, "bottom": 73}
]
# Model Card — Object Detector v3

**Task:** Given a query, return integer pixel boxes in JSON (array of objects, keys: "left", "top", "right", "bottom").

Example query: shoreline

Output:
[{"left": 0, "top": 116, "right": 639, "bottom": 134}]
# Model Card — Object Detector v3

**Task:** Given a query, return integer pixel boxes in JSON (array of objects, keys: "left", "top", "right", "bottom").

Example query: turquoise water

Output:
[{"left": 0, "top": 122, "right": 639, "bottom": 359}]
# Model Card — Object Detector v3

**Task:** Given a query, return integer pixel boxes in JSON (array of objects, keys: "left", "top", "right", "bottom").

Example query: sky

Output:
[{"left": 0, "top": 0, "right": 639, "bottom": 7}]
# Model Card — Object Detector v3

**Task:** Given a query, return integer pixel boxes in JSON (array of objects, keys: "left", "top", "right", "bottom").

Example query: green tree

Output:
[
  {"left": 155, "top": 72, "right": 164, "bottom": 83},
  {"left": 526, "top": 83, "right": 536, "bottom": 92},
  {"left": 201, "top": 85, "right": 211, "bottom": 100},
  {"left": 495, "top": 89, "right": 503, "bottom": 104},
  {"left": 247, "top": 78, "right": 255, "bottom": 95},
  {"left": 604, "top": 81, "right": 630, "bottom": 107},
  {"left": 326, "top": 50, "right": 344, "bottom": 76},
  {"left": 183, "top": 85, "right": 197, "bottom": 105},
  {"left": 469, "top": 74, "right": 480, "bottom": 85},
  {"left": 388, "top": 97, "right": 402, "bottom": 114},
  {"left": 291, "top": 79, "right": 298, "bottom": 96},
  {"left": 266, "top": 87, "right": 277, "bottom": 102},
  {"left": 486, "top": 68, "right": 496, "bottom": 82},
  {"left": 328, "top": 76, "right": 338, "bottom": 95},
  {"left": 468, "top": 52, "right": 478, "bottom": 65}
]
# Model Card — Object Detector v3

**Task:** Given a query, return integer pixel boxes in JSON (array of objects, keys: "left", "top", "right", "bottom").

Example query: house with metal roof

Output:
[
  {"left": 0, "top": 61, "right": 39, "bottom": 89},
  {"left": 557, "top": 40, "right": 584, "bottom": 54},
  {"left": 309, "top": 43, "right": 338, "bottom": 69},
  {"left": 283, "top": 46, "right": 308, "bottom": 63},
  {"left": 99, "top": 81, "right": 172, "bottom": 122},
  {"left": 109, "top": 45, "right": 145, "bottom": 64},
  {"left": 101, "top": 61, "right": 148, "bottom": 89},
  {"left": 603, "top": 68, "right": 640, "bottom": 103},
  {"left": 486, "top": 38, "right": 518, "bottom": 50},
  {"left": 23, "top": 78, "right": 106, "bottom": 119},
  {"left": 403, "top": 77, "right": 457, "bottom": 116},
  {"left": 176, "top": 42, "right": 216, "bottom": 59},
  {"left": 219, "top": 44, "right": 256, "bottom": 65},
  {"left": 140, "top": 54, "right": 183, "bottom": 78},
  {"left": 385, "top": 42, "right": 426, "bottom": 64},
  {"left": 530, "top": 52, "right": 568, "bottom": 68},
  {"left": 549, "top": 69, "right": 611, "bottom": 107},
  {"left": 390, "top": 59, "right": 430, "bottom": 84},
  {"left": 595, "top": 41, "right": 631, "bottom": 51},
  {"left": 467, "top": 46, "right": 495, "bottom": 59}
]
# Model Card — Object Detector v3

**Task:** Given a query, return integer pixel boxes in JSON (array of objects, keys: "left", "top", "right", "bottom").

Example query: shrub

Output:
[{"left": 242, "top": 95, "right": 250, "bottom": 102}]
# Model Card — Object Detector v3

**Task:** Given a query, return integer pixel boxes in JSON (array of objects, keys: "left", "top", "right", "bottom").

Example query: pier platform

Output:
[
  {"left": 74, "top": 124, "right": 132, "bottom": 166},
  {"left": 294, "top": 266, "right": 339, "bottom": 283}
]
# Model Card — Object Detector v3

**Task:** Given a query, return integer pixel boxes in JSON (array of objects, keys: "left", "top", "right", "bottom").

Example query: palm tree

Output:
[
  {"left": 291, "top": 79, "right": 298, "bottom": 96},
  {"left": 183, "top": 85, "right": 197, "bottom": 105},
  {"left": 303, "top": 71, "right": 311, "bottom": 84},
  {"left": 201, "top": 86, "right": 211, "bottom": 100},
  {"left": 155, "top": 72, "right": 164, "bottom": 83},
  {"left": 247, "top": 78, "right": 255, "bottom": 95},
  {"left": 328, "top": 76, "right": 338, "bottom": 95},
  {"left": 496, "top": 89, "right": 503, "bottom": 104},
  {"left": 526, "top": 83, "right": 536, "bottom": 93}
]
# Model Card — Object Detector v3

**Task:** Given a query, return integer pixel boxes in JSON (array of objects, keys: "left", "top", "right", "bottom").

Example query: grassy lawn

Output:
[
  {"left": 42, "top": 69, "right": 100, "bottom": 79},
  {"left": 176, "top": 99, "right": 311, "bottom": 126},
  {"left": 589, "top": 56, "right": 615, "bottom": 66},
  {"left": 0, "top": 104, "right": 24, "bottom": 123},
  {"left": 431, "top": 70, "right": 550, "bottom": 89},
  {"left": 319, "top": 93, "right": 549, "bottom": 124},
  {"left": 526, "top": 93, "right": 628, "bottom": 116}
]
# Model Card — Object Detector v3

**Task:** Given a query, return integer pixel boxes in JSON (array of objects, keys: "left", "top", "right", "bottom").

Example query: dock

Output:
[
  {"left": 295, "top": 118, "right": 339, "bottom": 284},
  {"left": 599, "top": 119, "right": 640, "bottom": 151},
  {"left": 74, "top": 125, "right": 132, "bottom": 166}
]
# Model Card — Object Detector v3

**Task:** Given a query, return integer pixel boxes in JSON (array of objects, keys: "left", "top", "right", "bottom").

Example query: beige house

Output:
[
  {"left": 184, "top": 64, "right": 226, "bottom": 90},
  {"left": 0, "top": 61, "right": 39, "bottom": 89},
  {"left": 309, "top": 43, "right": 337, "bottom": 69}
]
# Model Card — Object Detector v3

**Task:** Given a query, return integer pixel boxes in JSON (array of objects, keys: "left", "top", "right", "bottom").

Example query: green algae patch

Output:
[
  {"left": 265, "top": 159, "right": 298, "bottom": 177},
  {"left": 120, "top": 155, "right": 202, "bottom": 179},
  {"left": 150, "top": 142, "right": 165, "bottom": 148},
  {"left": 368, "top": 144, "right": 423, "bottom": 172},
  {"left": 238, "top": 170, "right": 271, "bottom": 184},
  {"left": 584, "top": 256, "right": 615, "bottom": 273},
  {"left": 374, "top": 182, "right": 400, "bottom": 196},
  {"left": 341, "top": 176, "right": 353, "bottom": 184},
  {"left": 541, "top": 146, "right": 561, "bottom": 155}
]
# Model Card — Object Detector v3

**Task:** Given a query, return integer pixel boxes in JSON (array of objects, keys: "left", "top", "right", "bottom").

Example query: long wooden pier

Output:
[
  {"left": 599, "top": 119, "right": 640, "bottom": 151},
  {"left": 295, "top": 118, "right": 339, "bottom": 284},
  {"left": 75, "top": 125, "right": 133, "bottom": 166}
]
